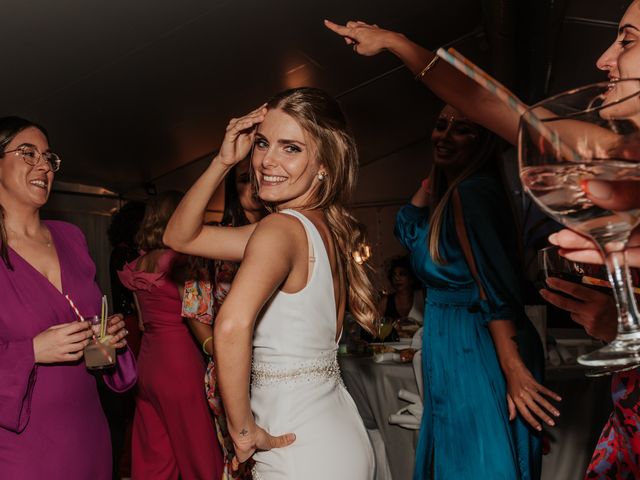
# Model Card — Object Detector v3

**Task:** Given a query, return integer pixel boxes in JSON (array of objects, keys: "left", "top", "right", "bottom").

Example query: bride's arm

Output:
[
  {"left": 164, "top": 106, "right": 266, "bottom": 262},
  {"left": 214, "top": 214, "right": 299, "bottom": 461}
]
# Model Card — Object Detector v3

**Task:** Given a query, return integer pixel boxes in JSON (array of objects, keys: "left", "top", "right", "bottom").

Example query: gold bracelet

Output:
[
  {"left": 415, "top": 55, "right": 440, "bottom": 81},
  {"left": 202, "top": 336, "right": 213, "bottom": 356}
]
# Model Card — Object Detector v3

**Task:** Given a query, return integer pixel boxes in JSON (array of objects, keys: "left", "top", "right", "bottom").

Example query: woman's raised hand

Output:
[
  {"left": 324, "top": 19, "right": 392, "bottom": 56},
  {"left": 217, "top": 105, "right": 268, "bottom": 168},
  {"left": 33, "top": 321, "right": 93, "bottom": 364}
]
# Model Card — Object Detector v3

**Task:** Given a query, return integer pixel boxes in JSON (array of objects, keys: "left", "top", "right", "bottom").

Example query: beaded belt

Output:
[{"left": 251, "top": 354, "right": 343, "bottom": 388}]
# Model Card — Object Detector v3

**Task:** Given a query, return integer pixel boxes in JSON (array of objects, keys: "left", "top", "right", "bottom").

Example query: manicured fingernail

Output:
[
  {"left": 536, "top": 425, "right": 542, "bottom": 431},
  {"left": 547, "top": 420, "right": 555, "bottom": 426},
  {"left": 581, "top": 179, "right": 612, "bottom": 200},
  {"left": 548, "top": 233, "right": 558, "bottom": 245}
]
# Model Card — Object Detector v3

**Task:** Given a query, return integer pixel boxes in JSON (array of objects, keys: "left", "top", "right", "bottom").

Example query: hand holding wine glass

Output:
[{"left": 520, "top": 79, "right": 640, "bottom": 369}]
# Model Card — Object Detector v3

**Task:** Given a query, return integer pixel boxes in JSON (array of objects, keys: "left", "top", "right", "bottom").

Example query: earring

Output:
[{"left": 317, "top": 171, "right": 327, "bottom": 181}]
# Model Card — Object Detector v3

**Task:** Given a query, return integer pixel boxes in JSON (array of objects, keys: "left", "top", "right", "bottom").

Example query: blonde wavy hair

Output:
[{"left": 263, "top": 87, "right": 378, "bottom": 334}]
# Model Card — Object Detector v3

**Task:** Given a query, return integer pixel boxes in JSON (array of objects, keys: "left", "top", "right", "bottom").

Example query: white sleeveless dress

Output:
[{"left": 250, "top": 209, "right": 375, "bottom": 480}]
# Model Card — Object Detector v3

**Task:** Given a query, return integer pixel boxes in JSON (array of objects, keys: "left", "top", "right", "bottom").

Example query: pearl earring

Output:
[{"left": 317, "top": 171, "right": 327, "bottom": 181}]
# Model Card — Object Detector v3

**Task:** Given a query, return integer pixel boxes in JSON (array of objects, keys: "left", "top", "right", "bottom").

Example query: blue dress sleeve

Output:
[
  {"left": 394, "top": 204, "right": 429, "bottom": 252},
  {"left": 457, "top": 176, "right": 525, "bottom": 324}
]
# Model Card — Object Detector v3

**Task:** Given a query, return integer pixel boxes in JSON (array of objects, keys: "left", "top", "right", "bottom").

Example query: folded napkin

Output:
[
  {"left": 373, "top": 352, "right": 400, "bottom": 363},
  {"left": 389, "top": 389, "right": 423, "bottom": 430}
]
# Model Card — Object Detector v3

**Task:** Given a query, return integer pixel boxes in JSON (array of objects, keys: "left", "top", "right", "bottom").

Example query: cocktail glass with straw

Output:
[{"left": 66, "top": 294, "right": 116, "bottom": 369}]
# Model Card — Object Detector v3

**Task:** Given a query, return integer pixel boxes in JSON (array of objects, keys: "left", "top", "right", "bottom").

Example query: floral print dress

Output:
[
  {"left": 182, "top": 259, "right": 254, "bottom": 480},
  {"left": 586, "top": 369, "right": 640, "bottom": 479}
]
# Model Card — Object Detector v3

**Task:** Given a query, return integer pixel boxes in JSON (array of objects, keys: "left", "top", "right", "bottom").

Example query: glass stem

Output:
[{"left": 600, "top": 240, "right": 640, "bottom": 336}]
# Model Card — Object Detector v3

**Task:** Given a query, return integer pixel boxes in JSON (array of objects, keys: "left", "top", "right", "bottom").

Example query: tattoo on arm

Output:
[{"left": 240, "top": 428, "right": 248, "bottom": 436}]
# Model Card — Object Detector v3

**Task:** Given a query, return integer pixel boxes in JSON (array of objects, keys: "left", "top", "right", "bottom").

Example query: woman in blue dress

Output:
[{"left": 393, "top": 105, "right": 561, "bottom": 479}]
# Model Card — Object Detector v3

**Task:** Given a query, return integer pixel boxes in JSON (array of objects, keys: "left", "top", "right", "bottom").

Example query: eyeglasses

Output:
[{"left": 3, "top": 145, "right": 62, "bottom": 172}]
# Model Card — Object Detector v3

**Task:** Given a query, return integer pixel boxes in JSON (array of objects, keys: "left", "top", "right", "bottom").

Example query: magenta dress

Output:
[
  {"left": 119, "top": 249, "right": 223, "bottom": 480},
  {"left": 0, "top": 220, "right": 136, "bottom": 479}
]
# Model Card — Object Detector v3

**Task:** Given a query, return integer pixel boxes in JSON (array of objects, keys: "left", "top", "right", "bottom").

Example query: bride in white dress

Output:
[{"left": 164, "top": 87, "right": 376, "bottom": 479}]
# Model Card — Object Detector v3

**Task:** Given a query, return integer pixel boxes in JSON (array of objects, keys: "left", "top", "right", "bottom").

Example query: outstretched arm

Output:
[
  {"left": 324, "top": 20, "right": 520, "bottom": 145},
  {"left": 164, "top": 105, "right": 266, "bottom": 262}
]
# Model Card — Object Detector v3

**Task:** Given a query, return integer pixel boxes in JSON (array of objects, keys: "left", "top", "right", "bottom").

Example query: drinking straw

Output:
[
  {"left": 65, "top": 294, "right": 85, "bottom": 322},
  {"left": 65, "top": 294, "right": 113, "bottom": 364},
  {"left": 100, "top": 295, "right": 108, "bottom": 339},
  {"left": 436, "top": 47, "right": 580, "bottom": 162}
]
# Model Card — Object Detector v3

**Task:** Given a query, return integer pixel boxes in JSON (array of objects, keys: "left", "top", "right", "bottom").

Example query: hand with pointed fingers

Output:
[
  {"left": 105, "top": 313, "right": 128, "bottom": 349},
  {"left": 324, "top": 19, "right": 391, "bottom": 56},
  {"left": 540, "top": 277, "right": 617, "bottom": 342},
  {"left": 231, "top": 423, "right": 296, "bottom": 469},
  {"left": 503, "top": 361, "right": 562, "bottom": 432},
  {"left": 217, "top": 105, "right": 268, "bottom": 168},
  {"left": 33, "top": 321, "right": 93, "bottom": 363}
]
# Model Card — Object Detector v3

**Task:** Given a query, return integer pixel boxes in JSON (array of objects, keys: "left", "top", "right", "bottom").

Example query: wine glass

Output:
[
  {"left": 520, "top": 79, "right": 640, "bottom": 370},
  {"left": 538, "top": 246, "right": 609, "bottom": 293},
  {"left": 539, "top": 245, "right": 615, "bottom": 376},
  {"left": 378, "top": 317, "right": 395, "bottom": 344}
]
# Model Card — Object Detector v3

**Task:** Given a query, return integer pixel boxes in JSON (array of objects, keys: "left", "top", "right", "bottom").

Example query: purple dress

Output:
[{"left": 0, "top": 220, "right": 136, "bottom": 479}]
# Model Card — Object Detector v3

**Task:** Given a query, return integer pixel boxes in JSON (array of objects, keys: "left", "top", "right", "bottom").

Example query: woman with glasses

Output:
[{"left": 0, "top": 116, "right": 134, "bottom": 480}]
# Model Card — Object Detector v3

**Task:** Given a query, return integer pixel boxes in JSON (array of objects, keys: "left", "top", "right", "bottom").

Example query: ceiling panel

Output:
[{"left": 0, "top": 0, "right": 631, "bottom": 195}]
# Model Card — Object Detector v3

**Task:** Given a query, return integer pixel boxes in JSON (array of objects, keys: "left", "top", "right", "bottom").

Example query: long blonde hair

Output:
[
  {"left": 428, "top": 120, "right": 502, "bottom": 264},
  {"left": 264, "top": 87, "right": 378, "bottom": 334}
]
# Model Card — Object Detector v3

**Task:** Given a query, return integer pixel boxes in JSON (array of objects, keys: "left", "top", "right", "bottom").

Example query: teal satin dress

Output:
[{"left": 395, "top": 173, "right": 543, "bottom": 480}]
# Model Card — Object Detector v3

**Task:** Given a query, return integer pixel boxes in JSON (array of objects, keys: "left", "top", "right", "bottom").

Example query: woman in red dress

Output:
[{"left": 119, "top": 191, "right": 223, "bottom": 480}]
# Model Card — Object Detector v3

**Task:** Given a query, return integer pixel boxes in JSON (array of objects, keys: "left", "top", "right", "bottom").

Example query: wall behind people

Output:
[{"left": 42, "top": 190, "right": 121, "bottom": 304}]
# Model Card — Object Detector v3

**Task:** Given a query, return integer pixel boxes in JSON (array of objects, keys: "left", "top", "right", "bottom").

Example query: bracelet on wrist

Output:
[
  {"left": 202, "top": 336, "right": 213, "bottom": 356},
  {"left": 415, "top": 55, "right": 440, "bottom": 81}
]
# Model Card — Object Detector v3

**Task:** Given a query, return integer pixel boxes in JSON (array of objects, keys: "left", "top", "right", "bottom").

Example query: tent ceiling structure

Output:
[{"left": 0, "top": 0, "right": 629, "bottom": 197}]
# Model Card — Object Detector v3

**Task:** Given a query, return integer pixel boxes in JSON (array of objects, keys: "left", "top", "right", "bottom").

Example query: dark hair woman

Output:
[
  {"left": 181, "top": 157, "right": 265, "bottom": 479},
  {"left": 0, "top": 116, "right": 134, "bottom": 479}
]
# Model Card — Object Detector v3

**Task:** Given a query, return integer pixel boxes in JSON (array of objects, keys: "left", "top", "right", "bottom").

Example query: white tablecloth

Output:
[{"left": 339, "top": 355, "right": 418, "bottom": 480}]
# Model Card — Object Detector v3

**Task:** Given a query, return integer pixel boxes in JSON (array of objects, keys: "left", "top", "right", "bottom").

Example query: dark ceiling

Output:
[{"left": 0, "top": 0, "right": 631, "bottom": 197}]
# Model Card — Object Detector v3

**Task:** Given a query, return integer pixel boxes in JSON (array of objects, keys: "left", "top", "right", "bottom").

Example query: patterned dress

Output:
[
  {"left": 182, "top": 259, "right": 254, "bottom": 480},
  {"left": 586, "top": 369, "right": 640, "bottom": 479}
]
